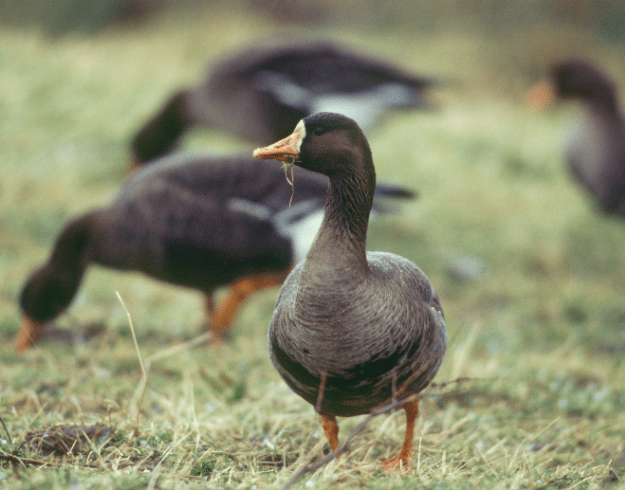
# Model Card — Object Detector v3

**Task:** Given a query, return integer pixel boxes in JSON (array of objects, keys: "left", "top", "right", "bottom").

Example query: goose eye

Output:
[{"left": 312, "top": 126, "right": 325, "bottom": 136}]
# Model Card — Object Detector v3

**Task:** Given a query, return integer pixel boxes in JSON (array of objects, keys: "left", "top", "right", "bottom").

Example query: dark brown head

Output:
[
  {"left": 551, "top": 60, "right": 618, "bottom": 111},
  {"left": 254, "top": 113, "right": 376, "bottom": 243},
  {"left": 19, "top": 264, "right": 81, "bottom": 326},
  {"left": 16, "top": 214, "right": 94, "bottom": 352},
  {"left": 527, "top": 59, "right": 619, "bottom": 113},
  {"left": 254, "top": 112, "right": 374, "bottom": 181}
]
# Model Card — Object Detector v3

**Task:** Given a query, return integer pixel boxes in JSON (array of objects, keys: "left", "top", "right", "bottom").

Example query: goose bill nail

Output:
[{"left": 253, "top": 133, "right": 301, "bottom": 162}]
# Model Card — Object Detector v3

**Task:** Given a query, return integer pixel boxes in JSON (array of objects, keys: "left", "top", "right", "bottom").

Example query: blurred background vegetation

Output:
[
  {"left": 1, "top": 1, "right": 625, "bottom": 488},
  {"left": 1, "top": 0, "right": 625, "bottom": 40}
]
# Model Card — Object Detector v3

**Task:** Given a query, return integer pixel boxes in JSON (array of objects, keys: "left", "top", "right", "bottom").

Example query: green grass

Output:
[{"left": 2, "top": 3, "right": 625, "bottom": 489}]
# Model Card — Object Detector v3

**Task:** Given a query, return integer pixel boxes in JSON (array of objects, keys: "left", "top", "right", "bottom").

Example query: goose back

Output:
[
  {"left": 90, "top": 155, "right": 330, "bottom": 289},
  {"left": 132, "top": 41, "right": 436, "bottom": 164}
]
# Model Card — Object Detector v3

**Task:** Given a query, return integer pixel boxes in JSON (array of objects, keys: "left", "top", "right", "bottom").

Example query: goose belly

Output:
[{"left": 269, "top": 329, "right": 442, "bottom": 417}]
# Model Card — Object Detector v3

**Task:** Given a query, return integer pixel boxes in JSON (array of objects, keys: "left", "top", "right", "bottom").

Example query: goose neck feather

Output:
[
  {"left": 304, "top": 171, "right": 374, "bottom": 277},
  {"left": 304, "top": 128, "right": 376, "bottom": 268}
]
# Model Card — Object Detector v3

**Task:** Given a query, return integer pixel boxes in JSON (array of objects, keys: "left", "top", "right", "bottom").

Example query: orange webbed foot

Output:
[{"left": 379, "top": 450, "right": 413, "bottom": 472}]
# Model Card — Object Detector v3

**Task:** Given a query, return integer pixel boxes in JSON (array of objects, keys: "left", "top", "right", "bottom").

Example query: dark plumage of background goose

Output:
[
  {"left": 527, "top": 59, "right": 625, "bottom": 217},
  {"left": 16, "top": 152, "right": 415, "bottom": 352},
  {"left": 131, "top": 41, "right": 438, "bottom": 165},
  {"left": 254, "top": 113, "right": 447, "bottom": 471}
]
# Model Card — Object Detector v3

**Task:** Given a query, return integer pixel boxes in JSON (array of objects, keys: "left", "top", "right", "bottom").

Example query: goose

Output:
[
  {"left": 526, "top": 59, "right": 625, "bottom": 216},
  {"left": 253, "top": 113, "right": 447, "bottom": 470},
  {"left": 131, "top": 41, "right": 437, "bottom": 164},
  {"left": 16, "top": 152, "right": 415, "bottom": 352}
]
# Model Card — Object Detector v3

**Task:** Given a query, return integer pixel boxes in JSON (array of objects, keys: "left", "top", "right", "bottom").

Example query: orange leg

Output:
[
  {"left": 206, "top": 271, "right": 290, "bottom": 339},
  {"left": 321, "top": 414, "right": 339, "bottom": 452},
  {"left": 380, "top": 399, "right": 419, "bottom": 471},
  {"left": 15, "top": 317, "right": 43, "bottom": 353}
]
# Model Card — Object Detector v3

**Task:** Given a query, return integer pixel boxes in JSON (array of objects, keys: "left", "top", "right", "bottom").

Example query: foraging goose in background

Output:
[
  {"left": 131, "top": 41, "right": 438, "bottom": 165},
  {"left": 253, "top": 113, "right": 447, "bottom": 471},
  {"left": 526, "top": 59, "right": 625, "bottom": 217},
  {"left": 15, "top": 153, "right": 415, "bottom": 352}
]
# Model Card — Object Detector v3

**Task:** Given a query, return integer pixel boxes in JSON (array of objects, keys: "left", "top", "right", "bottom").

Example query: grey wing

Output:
[{"left": 367, "top": 252, "right": 447, "bottom": 389}]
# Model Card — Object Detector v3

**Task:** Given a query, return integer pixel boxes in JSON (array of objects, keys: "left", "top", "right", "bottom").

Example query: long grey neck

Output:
[{"left": 304, "top": 168, "right": 375, "bottom": 275}]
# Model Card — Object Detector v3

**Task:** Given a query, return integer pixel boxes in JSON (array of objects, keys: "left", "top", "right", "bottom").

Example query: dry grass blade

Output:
[
  {"left": 115, "top": 291, "right": 149, "bottom": 435},
  {"left": 13, "top": 403, "right": 48, "bottom": 445},
  {"left": 146, "top": 432, "right": 192, "bottom": 490},
  {"left": 24, "top": 423, "right": 112, "bottom": 456},
  {"left": 0, "top": 415, "right": 12, "bottom": 446},
  {"left": 282, "top": 159, "right": 295, "bottom": 206},
  {"left": 147, "top": 331, "right": 212, "bottom": 364},
  {"left": 0, "top": 450, "right": 52, "bottom": 469},
  {"left": 116, "top": 291, "right": 147, "bottom": 381}
]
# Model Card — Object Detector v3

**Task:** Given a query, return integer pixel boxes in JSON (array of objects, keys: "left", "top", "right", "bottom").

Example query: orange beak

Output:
[
  {"left": 253, "top": 130, "right": 302, "bottom": 163},
  {"left": 15, "top": 317, "right": 43, "bottom": 353},
  {"left": 525, "top": 81, "right": 556, "bottom": 109}
]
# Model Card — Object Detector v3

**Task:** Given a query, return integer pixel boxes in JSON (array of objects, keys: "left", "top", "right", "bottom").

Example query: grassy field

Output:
[{"left": 2, "top": 3, "right": 625, "bottom": 489}]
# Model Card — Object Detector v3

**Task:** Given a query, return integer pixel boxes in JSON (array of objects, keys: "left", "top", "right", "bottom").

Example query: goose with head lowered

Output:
[
  {"left": 526, "top": 59, "right": 625, "bottom": 217},
  {"left": 16, "top": 152, "right": 415, "bottom": 352},
  {"left": 254, "top": 113, "right": 447, "bottom": 470},
  {"left": 131, "top": 41, "right": 438, "bottom": 165}
]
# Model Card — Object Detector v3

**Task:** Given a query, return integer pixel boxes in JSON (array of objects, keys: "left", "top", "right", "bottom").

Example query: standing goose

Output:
[
  {"left": 131, "top": 41, "right": 437, "bottom": 165},
  {"left": 253, "top": 113, "right": 447, "bottom": 470},
  {"left": 526, "top": 59, "right": 625, "bottom": 216},
  {"left": 16, "top": 153, "right": 414, "bottom": 352}
]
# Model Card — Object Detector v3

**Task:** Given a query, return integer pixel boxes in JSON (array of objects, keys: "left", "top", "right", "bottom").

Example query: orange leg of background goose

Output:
[
  {"left": 15, "top": 317, "right": 43, "bottom": 353},
  {"left": 207, "top": 271, "right": 290, "bottom": 339},
  {"left": 380, "top": 399, "right": 419, "bottom": 471},
  {"left": 322, "top": 414, "right": 340, "bottom": 452}
]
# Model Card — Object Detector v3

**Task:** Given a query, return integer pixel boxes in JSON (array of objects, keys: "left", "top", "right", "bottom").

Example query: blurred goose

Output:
[
  {"left": 254, "top": 113, "right": 447, "bottom": 470},
  {"left": 16, "top": 153, "right": 415, "bottom": 352},
  {"left": 527, "top": 59, "right": 625, "bottom": 216},
  {"left": 131, "top": 41, "right": 437, "bottom": 164}
]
